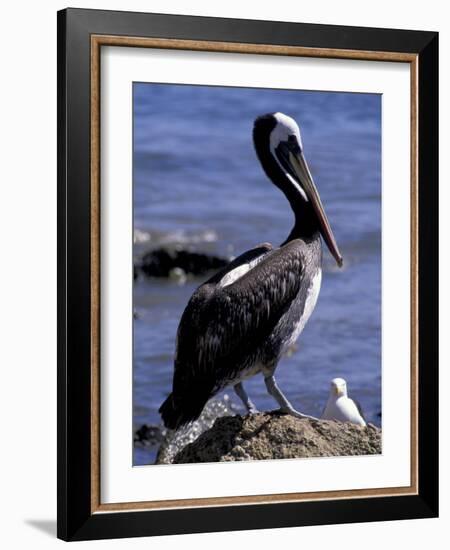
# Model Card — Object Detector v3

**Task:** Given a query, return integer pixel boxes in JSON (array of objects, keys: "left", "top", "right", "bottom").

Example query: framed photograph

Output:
[{"left": 57, "top": 8, "right": 438, "bottom": 541}]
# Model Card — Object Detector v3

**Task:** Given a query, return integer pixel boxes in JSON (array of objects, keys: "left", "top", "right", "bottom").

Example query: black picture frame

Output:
[{"left": 57, "top": 7, "right": 438, "bottom": 541}]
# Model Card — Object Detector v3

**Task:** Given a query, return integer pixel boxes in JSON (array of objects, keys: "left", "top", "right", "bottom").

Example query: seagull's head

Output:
[{"left": 330, "top": 377, "right": 348, "bottom": 398}]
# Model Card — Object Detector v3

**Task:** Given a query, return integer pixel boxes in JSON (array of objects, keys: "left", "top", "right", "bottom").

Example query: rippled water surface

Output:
[{"left": 133, "top": 84, "right": 381, "bottom": 466}]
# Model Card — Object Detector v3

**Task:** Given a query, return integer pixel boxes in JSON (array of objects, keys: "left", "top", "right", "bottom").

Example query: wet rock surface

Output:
[
  {"left": 144, "top": 397, "right": 240, "bottom": 465},
  {"left": 166, "top": 412, "right": 381, "bottom": 464}
]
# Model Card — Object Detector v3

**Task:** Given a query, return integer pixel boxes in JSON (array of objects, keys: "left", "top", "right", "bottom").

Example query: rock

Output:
[
  {"left": 138, "top": 247, "right": 229, "bottom": 278},
  {"left": 134, "top": 424, "right": 164, "bottom": 446},
  {"left": 168, "top": 266, "right": 187, "bottom": 285},
  {"left": 155, "top": 396, "right": 239, "bottom": 465},
  {"left": 170, "top": 412, "right": 381, "bottom": 464}
]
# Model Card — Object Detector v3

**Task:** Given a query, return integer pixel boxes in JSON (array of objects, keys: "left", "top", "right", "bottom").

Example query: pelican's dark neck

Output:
[
  {"left": 283, "top": 211, "right": 320, "bottom": 244},
  {"left": 253, "top": 127, "right": 320, "bottom": 244}
]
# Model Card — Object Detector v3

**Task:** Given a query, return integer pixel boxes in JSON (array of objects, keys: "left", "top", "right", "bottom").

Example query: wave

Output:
[{"left": 134, "top": 227, "right": 218, "bottom": 248}]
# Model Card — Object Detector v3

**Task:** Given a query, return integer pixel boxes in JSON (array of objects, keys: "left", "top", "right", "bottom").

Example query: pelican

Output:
[
  {"left": 159, "top": 112, "right": 343, "bottom": 430},
  {"left": 321, "top": 378, "right": 366, "bottom": 426}
]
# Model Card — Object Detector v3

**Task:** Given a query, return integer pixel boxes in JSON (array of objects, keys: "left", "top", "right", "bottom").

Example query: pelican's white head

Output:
[
  {"left": 269, "top": 112, "right": 303, "bottom": 153},
  {"left": 330, "top": 377, "right": 348, "bottom": 398}
]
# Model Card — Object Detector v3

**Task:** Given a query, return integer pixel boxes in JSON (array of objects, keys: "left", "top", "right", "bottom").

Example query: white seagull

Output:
[{"left": 321, "top": 378, "right": 366, "bottom": 426}]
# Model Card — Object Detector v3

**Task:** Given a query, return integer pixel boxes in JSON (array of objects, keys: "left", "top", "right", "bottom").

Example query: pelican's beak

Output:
[{"left": 289, "top": 150, "right": 343, "bottom": 268}]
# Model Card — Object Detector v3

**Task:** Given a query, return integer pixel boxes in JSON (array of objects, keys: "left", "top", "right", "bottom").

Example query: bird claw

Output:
[{"left": 279, "top": 408, "right": 319, "bottom": 421}]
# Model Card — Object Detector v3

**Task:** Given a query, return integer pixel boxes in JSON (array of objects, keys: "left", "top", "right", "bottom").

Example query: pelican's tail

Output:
[{"left": 159, "top": 392, "right": 207, "bottom": 430}]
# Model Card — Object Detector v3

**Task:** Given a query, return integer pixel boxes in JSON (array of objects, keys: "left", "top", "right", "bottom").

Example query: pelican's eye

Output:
[{"left": 287, "top": 134, "right": 300, "bottom": 149}]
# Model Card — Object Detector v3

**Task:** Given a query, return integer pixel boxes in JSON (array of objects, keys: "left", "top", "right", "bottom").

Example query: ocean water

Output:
[{"left": 133, "top": 83, "right": 381, "bottom": 466}]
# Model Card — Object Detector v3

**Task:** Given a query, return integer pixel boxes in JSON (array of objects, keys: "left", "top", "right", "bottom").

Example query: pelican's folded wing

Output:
[{"left": 173, "top": 240, "right": 306, "bottom": 396}]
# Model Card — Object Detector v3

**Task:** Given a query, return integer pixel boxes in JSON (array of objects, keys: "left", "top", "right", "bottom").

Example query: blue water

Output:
[{"left": 133, "top": 83, "right": 381, "bottom": 466}]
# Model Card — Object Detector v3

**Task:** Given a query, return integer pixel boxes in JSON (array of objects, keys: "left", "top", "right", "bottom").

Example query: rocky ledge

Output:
[
  {"left": 138, "top": 247, "right": 229, "bottom": 279},
  {"left": 165, "top": 412, "right": 381, "bottom": 464}
]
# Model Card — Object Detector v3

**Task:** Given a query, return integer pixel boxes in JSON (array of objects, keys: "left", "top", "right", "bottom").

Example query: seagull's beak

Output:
[
  {"left": 289, "top": 150, "right": 343, "bottom": 268},
  {"left": 334, "top": 386, "right": 345, "bottom": 397}
]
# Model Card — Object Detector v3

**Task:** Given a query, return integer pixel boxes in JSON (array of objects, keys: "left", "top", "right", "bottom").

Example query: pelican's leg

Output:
[
  {"left": 234, "top": 382, "right": 258, "bottom": 414},
  {"left": 264, "top": 375, "right": 318, "bottom": 421}
]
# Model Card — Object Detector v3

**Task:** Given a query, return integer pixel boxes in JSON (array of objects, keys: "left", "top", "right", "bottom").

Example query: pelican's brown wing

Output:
[{"left": 160, "top": 241, "right": 306, "bottom": 428}]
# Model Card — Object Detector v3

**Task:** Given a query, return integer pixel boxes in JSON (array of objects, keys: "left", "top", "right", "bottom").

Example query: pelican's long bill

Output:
[{"left": 288, "top": 150, "right": 343, "bottom": 267}]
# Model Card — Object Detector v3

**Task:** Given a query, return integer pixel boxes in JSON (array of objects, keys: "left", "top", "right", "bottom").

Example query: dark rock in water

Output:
[
  {"left": 139, "top": 247, "right": 229, "bottom": 278},
  {"left": 134, "top": 424, "right": 164, "bottom": 446},
  {"left": 169, "top": 413, "right": 381, "bottom": 464}
]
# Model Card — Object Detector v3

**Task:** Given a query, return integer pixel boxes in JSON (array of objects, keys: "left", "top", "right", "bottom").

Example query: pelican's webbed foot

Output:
[
  {"left": 234, "top": 382, "right": 258, "bottom": 414},
  {"left": 264, "top": 374, "right": 318, "bottom": 421}
]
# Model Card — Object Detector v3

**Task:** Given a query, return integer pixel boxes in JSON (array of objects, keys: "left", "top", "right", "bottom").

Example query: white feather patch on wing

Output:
[
  {"left": 218, "top": 252, "right": 269, "bottom": 288},
  {"left": 219, "top": 263, "right": 252, "bottom": 288}
]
